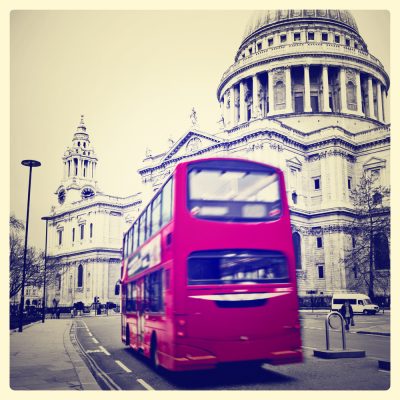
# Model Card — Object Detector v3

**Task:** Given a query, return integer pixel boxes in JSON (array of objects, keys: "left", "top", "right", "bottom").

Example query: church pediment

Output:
[
  {"left": 286, "top": 156, "right": 302, "bottom": 170},
  {"left": 162, "top": 130, "right": 221, "bottom": 162},
  {"left": 363, "top": 156, "right": 386, "bottom": 169}
]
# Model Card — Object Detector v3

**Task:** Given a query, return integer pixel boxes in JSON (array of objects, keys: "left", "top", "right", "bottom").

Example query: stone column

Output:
[
  {"left": 376, "top": 81, "right": 383, "bottom": 122},
  {"left": 285, "top": 67, "right": 293, "bottom": 113},
  {"left": 322, "top": 65, "right": 331, "bottom": 112},
  {"left": 368, "top": 76, "right": 376, "bottom": 119},
  {"left": 268, "top": 71, "right": 275, "bottom": 115},
  {"left": 339, "top": 68, "right": 348, "bottom": 113},
  {"left": 239, "top": 80, "right": 246, "bottom": 123},
  {"left": 355, "top": 70, "right": 363, "bottom": 115},
  {"left": 382, "top": 87, "right": 387, "bottom": 123},
  {"left": 252, "top": 74, "right": 260, "bottom": 119},
  {"left": 304, "top": 65, "right": 312, "bottom": 112},
  {"left": 229, "top": 86, "right": 235, "bottom": 126}
]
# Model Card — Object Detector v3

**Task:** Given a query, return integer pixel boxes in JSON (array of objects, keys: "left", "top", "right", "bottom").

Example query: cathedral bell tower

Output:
[{"left": 55, "top": 116, "right": 99, "bottom": 205}]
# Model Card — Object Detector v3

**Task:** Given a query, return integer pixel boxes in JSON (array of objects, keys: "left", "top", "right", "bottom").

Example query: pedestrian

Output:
[
  {"left": 70, "top": 308, "right": 75, "bottom": 318},
  {"left": 339, "top": 300, "right": 354, "bottom": 331},
  {"left": 51, "top": 308, "right": 56, "bottom": 319},
  {"left": 56, "top": 308, "right": 61, "bottom": 319}
]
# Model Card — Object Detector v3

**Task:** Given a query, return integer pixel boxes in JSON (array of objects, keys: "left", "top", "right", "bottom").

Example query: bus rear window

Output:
[
  {"left": 188, "top": 168, "right": 281, "bottom": 221},
  {"left": 188, "top": 250, "right": 289, "bottom": 285}
]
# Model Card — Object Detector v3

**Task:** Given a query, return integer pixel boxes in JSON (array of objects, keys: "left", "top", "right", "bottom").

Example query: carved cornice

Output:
[
  {"left": 139, "top": 128, "right": 389, "bottom": 176},
  {"left": 307, "top": 149, "right": 356, "bottom": 162},
  {"left": 291, "top": 224, "right": 357, "bottom": 235}
]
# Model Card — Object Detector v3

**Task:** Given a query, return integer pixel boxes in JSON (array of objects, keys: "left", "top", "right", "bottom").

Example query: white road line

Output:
[
  {"left": 87, "top": 332, "right": 93, "bottom": 337},
  {"left": 115, "top": 360, "right": 132, "bottom": 373},
  {"left": 137, "top": 378, "right": 155, "bottom": 391},
  {"left": 99, "top": 345, "right": 111, "bottom": 356},
  {"left": 92, "top": 337, "right": 99, "bottom": 344}
]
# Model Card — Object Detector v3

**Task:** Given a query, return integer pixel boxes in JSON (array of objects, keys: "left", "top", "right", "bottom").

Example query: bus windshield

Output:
[{"left": 188, "top": 168, "right": 281, "bottom": 221}]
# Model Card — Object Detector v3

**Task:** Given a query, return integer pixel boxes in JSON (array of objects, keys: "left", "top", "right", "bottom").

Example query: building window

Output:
[
  {"left": 257, "top": 42, "right": 262, "bottom": 51},
  {"left": 77, "top": 264, "right": 84, "bottom": 287},
  {"left": 58, "top": 230, "right": 63, "bottom": 245},
  {"left": 334, "top": 34, "right": 340, "bottom": 43},
  {"left": 293, "top": 32, "right": 301, "bottom": 41},
  {"left": 307, "top": 32, "right": 314, "bottom": 41},
  {"left": 321, "top": 32, "right": 328, "bottom": 41},
  {"left": 313, "top": 177, "right": 321, "bottom": 190},
  {"left": 317, "top": 265, "right": 324, "bottom": 279},
  {"left": 348, "top": 177, "right": 352, "bottom": 190},
  {"left": 280, "top": 34, "right": 287, "bottom": 43},
  {"left": 249, "top": 48, "right": 252, "bottom": 55},
  {"left": 292, "top": 191, "right": 298, "bottom": 204},
  {"left": 372, "top": 192, "right": 383, "bottom": 205},
  {"left": 90, "top": 223, "right": 93, "bottom": 238},
  {"left": 80, "top": 225, "right": 84, "bottom": 240},
  {"left": 293, "top": 232, "right": 302, "bottom": 270},
  {"left": 268, "top": 38, "right": 273, "bottom": 46},
  {"left": 72, "top": 228, "right": 75, "bottom": 242},
  {"left": 374, "top": 233, "right": 390, "bottom": 270},
  {"left": 370, "top": 169, "right": 381, "bottom": 181},
  {"left": 316, "top": 237, "right": 323, "bottom": 248},
  {"left": 354, "top": 42, "right": 358, "bottom": 49},
  {"left": 345, "top": 38, "right": 350, "bottom": 46},
  {"left": 56, "top": 273, "right": 61, "bottom": 290}
]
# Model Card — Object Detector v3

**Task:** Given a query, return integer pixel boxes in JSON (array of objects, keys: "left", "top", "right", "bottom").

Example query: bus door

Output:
[{"left": 137, "top": 279, "right": 146, "bottom": 350}]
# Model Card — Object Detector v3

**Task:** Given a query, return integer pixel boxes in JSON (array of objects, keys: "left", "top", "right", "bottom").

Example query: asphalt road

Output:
[{"left": 74, "top": 313, "right": 390, "bottom": 390}]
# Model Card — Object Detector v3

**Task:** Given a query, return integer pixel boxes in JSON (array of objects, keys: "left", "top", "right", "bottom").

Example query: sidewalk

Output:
[{"left": 10, "top": 319, "right": 100, "bottom": 390}]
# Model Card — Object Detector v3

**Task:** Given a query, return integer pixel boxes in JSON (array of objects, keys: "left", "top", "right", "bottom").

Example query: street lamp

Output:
[
  {"left": 18, "top": 159, "right": 41, "bottom": 333},
  {"left": 41, "top": 216, "right": 50, "bottom": 323}
]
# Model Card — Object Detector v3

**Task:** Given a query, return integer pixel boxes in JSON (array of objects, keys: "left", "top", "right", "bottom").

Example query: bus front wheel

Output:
[{"left": 150, "top": 334, "right": 159, "bottom": 370}]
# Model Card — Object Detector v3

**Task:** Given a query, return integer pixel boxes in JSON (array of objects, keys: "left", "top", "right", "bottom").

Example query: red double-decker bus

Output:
[{"left": 120, "top": 158, "right": 302, "bottom": 371}]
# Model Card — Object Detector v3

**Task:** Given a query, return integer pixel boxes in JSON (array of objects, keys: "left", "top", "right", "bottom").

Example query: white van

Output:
[{"left": 331, "top": 293, "right": 380, "bottom": 315}]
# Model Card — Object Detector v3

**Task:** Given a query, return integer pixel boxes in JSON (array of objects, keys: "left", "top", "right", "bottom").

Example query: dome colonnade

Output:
[{"left": 217, "top": 10, "right": 389, "bottom": 129}]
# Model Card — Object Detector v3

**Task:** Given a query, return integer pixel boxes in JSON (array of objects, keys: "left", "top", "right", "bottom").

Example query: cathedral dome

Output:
[{"left": 243, "top": 10, "right": 359, "bottom": 41}]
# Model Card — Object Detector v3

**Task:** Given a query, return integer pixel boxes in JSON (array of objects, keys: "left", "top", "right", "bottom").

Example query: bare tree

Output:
[
  {"left": 9, "top": 215, "right": 61, "bottom": 299},
  {"left": 343, "top": 173, "right": 390, "bottom": 301}
]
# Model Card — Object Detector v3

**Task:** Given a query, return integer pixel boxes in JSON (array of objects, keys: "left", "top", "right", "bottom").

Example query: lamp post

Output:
[
  {"left": 41, "top": 216, "right": 50, "bottom": 323},
  {"left": 18, "top": 159, "right": 41, "bottom": 333}
]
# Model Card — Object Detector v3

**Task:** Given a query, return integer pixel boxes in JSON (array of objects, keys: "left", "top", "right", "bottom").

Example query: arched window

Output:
[
  {"left": 374, "top": 233, "right": 390, "bottom": 270},
  {"left": 292, "top": 232, "right": 302, "bottom": 270},
  {"left": 77, "top": 264, "right": 84, "bottom": 287}
]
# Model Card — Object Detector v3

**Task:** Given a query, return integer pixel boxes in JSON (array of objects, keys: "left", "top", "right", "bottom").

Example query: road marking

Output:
[
  {"left": 137, "top": 378, "right": 155, "bottom": 390},
  {"left": 92, "top": 337, "right": 99, "bottom": 344},
  {"left": 115, "top": 360, "right": 132, "bottom": 373},
  {"left": 99, "top": 345, "right": 111, "bottom": 356},
  {"left": 87, "top": 332, "right": 93, "bottom": 337},
  {"left": 86, "top": 349, "right": 104, "bottom": 354}
]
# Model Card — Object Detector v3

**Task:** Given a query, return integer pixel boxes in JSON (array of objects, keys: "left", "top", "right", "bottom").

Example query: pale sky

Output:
[{"left": 10, "top": 10, "right": 390, "bottom": 251}]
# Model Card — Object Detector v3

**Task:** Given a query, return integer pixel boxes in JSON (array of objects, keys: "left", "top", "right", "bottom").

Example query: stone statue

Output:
[{"left": 190, "top": 107, "right": 198, "bottom": 126}]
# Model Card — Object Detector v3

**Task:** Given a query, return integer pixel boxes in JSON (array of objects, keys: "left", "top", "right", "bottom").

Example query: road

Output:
[{"left": 74, "top": 313, "right": 390, "bottom": 390}]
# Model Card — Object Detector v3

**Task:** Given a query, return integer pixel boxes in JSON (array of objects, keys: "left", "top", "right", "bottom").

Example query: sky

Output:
[{"left": 9, "top": 9, "right": 391, "bottom": 252}]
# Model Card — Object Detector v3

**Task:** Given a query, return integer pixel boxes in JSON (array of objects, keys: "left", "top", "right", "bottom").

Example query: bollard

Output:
[{"left": 325, "top": 311, "right": 346, "bottom": 351}]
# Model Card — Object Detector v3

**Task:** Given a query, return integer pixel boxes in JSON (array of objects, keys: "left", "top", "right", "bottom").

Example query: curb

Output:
[
  {"left": 356, "top": 330, "right": 390, "bottom": 337},
  {"left": 65, "top": 321, "right": 102, "bottom": 390},
  {"left": 10, "top": 319, "right": 43, "bottom": 334}
]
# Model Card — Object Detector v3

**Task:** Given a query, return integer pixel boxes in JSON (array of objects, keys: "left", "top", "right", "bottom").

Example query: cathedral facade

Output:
[
  {"left": 138, "top": 10, "right": 390, "bottom": 297},
  {"left": 44, "top": 10, "right": 390, "bottom": 307}
]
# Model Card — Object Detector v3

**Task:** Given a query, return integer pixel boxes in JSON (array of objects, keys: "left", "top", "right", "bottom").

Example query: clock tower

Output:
[{"left": 56, "top": 116, "right": 99, "bottom": 205}]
